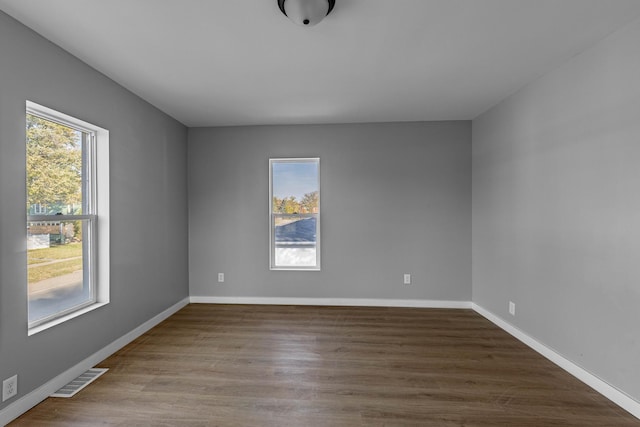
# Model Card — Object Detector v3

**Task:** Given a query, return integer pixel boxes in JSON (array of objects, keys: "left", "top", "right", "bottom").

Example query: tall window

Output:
[
  {"left": 270, "top": 158, "right": 320, "bottom": 270},
  {"left": 26, "top": 101, "right": 109, "bottom": 333}
]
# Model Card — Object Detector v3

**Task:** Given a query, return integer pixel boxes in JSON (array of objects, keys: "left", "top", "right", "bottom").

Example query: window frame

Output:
[
  {"left": 269, "top": 157, "right": 321, "bottom": 271},
  {"left": 26, "top": 100, "right": 110, "bottom": 335}
]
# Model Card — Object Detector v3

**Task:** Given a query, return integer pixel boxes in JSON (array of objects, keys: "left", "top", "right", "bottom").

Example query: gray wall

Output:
[
  {"left": 189, "top": 122, "right": 471, "bottom": 301},
  {"left": 0, "top": 11, "right": 189, "bottom": 409},
  {"left": 473, "top": 20, "right": 640, "bottom": 400}
]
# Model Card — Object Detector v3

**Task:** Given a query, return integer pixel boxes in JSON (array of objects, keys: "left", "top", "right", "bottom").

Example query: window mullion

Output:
[{"left": 28, "top": 214, "right": 95, "bottom": 222}]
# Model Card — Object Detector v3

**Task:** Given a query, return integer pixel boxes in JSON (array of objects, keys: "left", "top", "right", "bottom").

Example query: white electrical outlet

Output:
[
  {"left": 217, "top": 273, "right": 224, "bottom": 283},
  {"left": 509, "top": 301, "right": 516, "bottom": 316},
  {"left": 2, "top": 375, "right": 17, "bottom": 402},
  {"left": 403, "top": 274, "right": 411, "bottom": 285}
]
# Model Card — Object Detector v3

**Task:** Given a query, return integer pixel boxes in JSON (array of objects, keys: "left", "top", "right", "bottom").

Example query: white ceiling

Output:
[{"left": 1, "top": 0, "right": 640, "bottom": 127}]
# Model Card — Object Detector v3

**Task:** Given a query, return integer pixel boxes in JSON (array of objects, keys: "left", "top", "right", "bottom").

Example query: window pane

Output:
[
  {"left": 27, "top": 219, "right": 94, "bottom": 324},
  {"left": 270, "top": 159, "right": 320, "bottom": 269},
  {"left": 273, "top": 214, "right": 318, "bottom": 267},
  {"left": 26, "top": 114, "right": 85, "bottom": 215},
  {"left": 272, "top": 161, "right": 319, "bottom": 214}
]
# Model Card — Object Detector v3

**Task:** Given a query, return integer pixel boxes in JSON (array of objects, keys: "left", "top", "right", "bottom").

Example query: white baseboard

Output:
[
  {"left": 0, "top": 297, "right": 190, "bottom": 426},
  {"left": 472, "top": 303, "right": 640, "bottom": 420},
  {"left": 190, "top": 296, "right": 472, "bottom": 309}
]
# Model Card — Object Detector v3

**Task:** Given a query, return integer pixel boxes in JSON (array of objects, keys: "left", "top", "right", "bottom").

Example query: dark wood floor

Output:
[{"left": 11, "top": 304, "right": 640, "bottom": 426}]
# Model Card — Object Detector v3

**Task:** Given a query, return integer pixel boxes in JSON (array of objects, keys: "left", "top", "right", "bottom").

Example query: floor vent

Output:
[{"left": 50, "top": 368, "right": 108, "bottom": 398}]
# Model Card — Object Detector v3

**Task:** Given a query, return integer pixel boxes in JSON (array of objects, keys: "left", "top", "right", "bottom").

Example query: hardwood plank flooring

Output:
[{"left": 10, "top": 304, "right": 640, "bottom": 426}]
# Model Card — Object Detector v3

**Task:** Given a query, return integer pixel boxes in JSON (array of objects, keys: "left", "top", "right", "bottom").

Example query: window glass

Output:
[
  {"left": 270, "top": 158, "right": 320, "bottom": 270},
  {"left": 26, "top": 115, "right": 85, "bottom": 215},
  {"left": 27, "top": 219, "right": 92, "bottom": 323},
  {"left": 26, "top": 102, "right": 108, "bottom": 332}
]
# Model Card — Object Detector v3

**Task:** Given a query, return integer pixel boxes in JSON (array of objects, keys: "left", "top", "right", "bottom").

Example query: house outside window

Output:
[{"left": 31, "top": 203, "right": 47, "bottom": 215}]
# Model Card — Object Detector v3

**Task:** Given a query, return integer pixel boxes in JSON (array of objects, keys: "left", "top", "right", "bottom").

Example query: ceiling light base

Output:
[{"left": 278, "top": 0, "right": 336, "bottom": 27}]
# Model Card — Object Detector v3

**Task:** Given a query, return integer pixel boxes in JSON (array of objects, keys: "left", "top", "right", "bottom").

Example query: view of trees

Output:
[
  {"left": 26, "top": 114, "right": 83, "bottom": 214},
  {"left": 272, "top": 191, "right": 319, "bottom": 214}
]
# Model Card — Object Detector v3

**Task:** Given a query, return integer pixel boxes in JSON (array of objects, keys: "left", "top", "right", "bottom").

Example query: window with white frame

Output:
[
  {"left": 26, "top": 101, "right": 109, "bottom": 333},
  {"left": 269, "top": 158, "right": 320, "bottom": 270}
]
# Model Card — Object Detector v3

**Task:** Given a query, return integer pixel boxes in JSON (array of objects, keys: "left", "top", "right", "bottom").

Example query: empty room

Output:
[{"left": 1, "top": 0, "right": 639, "bottom": 425}]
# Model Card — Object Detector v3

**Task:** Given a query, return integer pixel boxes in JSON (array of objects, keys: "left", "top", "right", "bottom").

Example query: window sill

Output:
[{"left": 28, "top": 302, "right": 109, "bottom": 336}]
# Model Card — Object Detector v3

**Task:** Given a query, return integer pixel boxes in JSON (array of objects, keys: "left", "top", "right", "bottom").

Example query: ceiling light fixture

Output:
[{"left": 277, "top": 0, "right": 336, "bottom": 27}]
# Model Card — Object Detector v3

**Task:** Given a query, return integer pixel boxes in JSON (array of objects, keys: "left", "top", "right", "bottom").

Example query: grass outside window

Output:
[{"left": 27, "top": 243, "right": 82, "bottom": 284}]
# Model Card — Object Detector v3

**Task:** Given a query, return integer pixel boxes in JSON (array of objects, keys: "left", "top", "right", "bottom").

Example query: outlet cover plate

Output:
[{"left": 2, "top": 375, "right": 17, "bottom": 402}]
